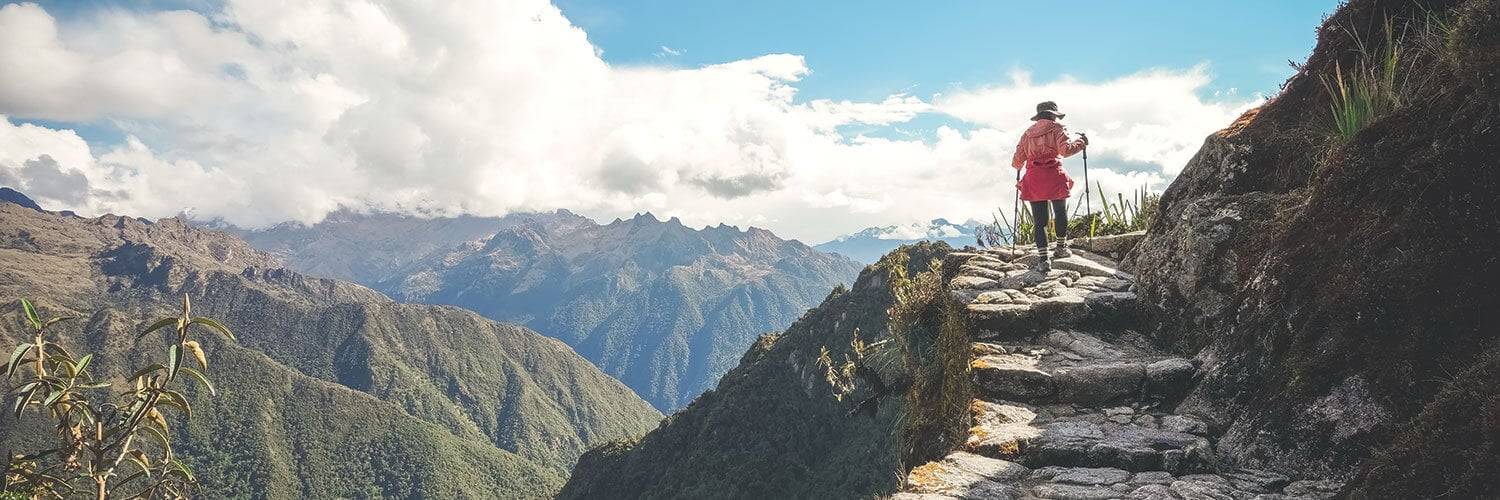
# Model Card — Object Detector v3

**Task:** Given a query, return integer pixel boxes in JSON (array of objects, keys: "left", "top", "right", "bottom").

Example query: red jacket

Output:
[{"left": 1011, "top": 119, "right": 1086, "bottom": 202}]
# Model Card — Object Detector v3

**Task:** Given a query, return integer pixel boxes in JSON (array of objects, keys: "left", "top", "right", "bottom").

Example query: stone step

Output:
[
  {"left": 899, "top": 451, "right": 1030, "bottom": 499},
  {"left": 1022, "top": 420, "right": 1215, "bottom": 474},
  {"left": 964, "top": 401, "right": 1217, "bottom": 475},
  {"left": 966, "top": 291, "right": 1141, "bottom": 338},
  {"left": 969, "top": 331, "right": 1197, "bottom": 405},
  {"left": 972, "top": 355, "right": 1195, "bottom": 405},
  {"left": 898, "top": 453, "right": 1340, "bottom": 500}
]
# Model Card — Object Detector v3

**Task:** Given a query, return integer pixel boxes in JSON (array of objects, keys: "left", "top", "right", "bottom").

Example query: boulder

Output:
[
  {"left": 999, "top": 270, "right": 1048, "bottom": 289},
  {"left": 1125, "top": 484, "right": 1177, "bottom": 500},
  {"left": 1032, "top": 294, "right": 1088, "bottom": 324},
  {"left": 959, "top": 265, "right": 1011, "bottom": 281},
  {"left": 904, "top": 451, "right": 1030, "bottom": 500},
  {"left": 1159, "top": 415, "right": 1210, "bottom": 435},
  {"left": 1074, "top": 231, "right": 1146, "bottom": 258},
  {"left": 968, "top": 304, "right": 1043, "bottom": 338},
  {"left": 951, "top": 275, "right": 1001, "bottom": 291},
  {"left": 1281, "top": 479, "right": 1343, "bottom": 499},
  {"left": 1220, "top": 469, "right": 1291, "bottom": 493},
  {"left": 973, "top": 355, "right": 1055, "bottom": 401},
  {"left": 1029, "top": 483, "right": 1120, "bottom": 500},
  {"left": 1053, "top": 363, "right": 1146, "bottom": 405},
  {"left": 1145, "top": 358, "right": 1197, "bottom": 398},
  {"left": 1051, "top": 467, "right": 1132, "bottom": 485},
  {"left": 966, "top": 401, "right": 1041, "bottom": 458},
  {"left": 1169, "top": 479, "right": 1239, "bottom": 500},
  {"left": 1026, "top": 421, "right": 1215, "bottom": 474}
]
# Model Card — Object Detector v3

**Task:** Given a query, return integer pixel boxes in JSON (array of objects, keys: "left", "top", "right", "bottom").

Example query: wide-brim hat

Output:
[{"left": 1030, "top": 101, "right": 1065, "bottom": 121}]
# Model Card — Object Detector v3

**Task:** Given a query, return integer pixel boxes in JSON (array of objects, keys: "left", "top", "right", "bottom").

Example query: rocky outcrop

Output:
[
  {"left": 1124, "top": 0, "right": 1500, "bottom": 494},
  {"left": 898, "top": 248, "right": 1343, "bottom": 499},
  {"left": 1072, "top": 231, "right": 1145, "bottom": 260}
]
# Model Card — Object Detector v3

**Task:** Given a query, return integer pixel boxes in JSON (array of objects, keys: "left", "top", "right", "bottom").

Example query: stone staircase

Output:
[{"left": 896, "top": 248, "right": 1343, "bottom": 500}]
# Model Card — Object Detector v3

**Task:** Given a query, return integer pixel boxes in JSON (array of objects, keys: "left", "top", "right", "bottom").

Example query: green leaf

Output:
[
  {"left": 117, "top": 469, "right": 150, "bottom": 488},
  {"left": 67, "top": 402, "right": 97, "bottom": 425},
  {"left": 157, "top": 390, "right": 192, "bottom": 418},
  {"left": 169, "top": 459, "right": 195, "bottom": 482},
  {"left": 5, "top": 343, "right": 33, "bottom": 377},
  {"left": 41, "top": 387, "right": 67, "bottom": 408},
  {"left": 42, "top": 341, "right": 73, "bottom": 359},
  {"left": 166, "top": 344, "right": 182, "bottom": 381},
  {"left": 42, "top": 316, "right": 77, "bottom": 329},
  {"left": 20, "top": 298, "right": 41, "bottom": 330},
  {"left": 12, "top": 384, "right": 38, "bottom": 418},
  {"left": 137, "top": 317, "right": 178, "bottom": 341},
  {"left": 72, "top": 353, "right": 93, "bottom": 377},
  {"left": 128, "top": 363, "right": 167, "bottom": 382},
  {"left": 179, "top": 367, "right": 217, "bottom": 396},
  {"left": 189, "top": 317, "right": 236, "bottom": 342},
  {"left": 141, "top": 424, "right": 172, "bottom": 450}
]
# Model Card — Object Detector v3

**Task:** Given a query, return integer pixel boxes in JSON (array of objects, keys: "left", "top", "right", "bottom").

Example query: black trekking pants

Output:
[{"left": 1030, "top": 199, "right": 1067, "bottom": 250}]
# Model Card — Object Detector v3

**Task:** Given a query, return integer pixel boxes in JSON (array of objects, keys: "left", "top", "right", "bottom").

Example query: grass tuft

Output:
[{"left": 977, "top": 185, "right": 1159, "bottom": 246}]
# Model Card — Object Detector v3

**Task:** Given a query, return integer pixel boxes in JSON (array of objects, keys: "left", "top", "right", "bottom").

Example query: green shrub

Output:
[
  {"left": 4, "top": 297, "right": 232, "bottom": 499},
  {"left": 978, "top": 185, "right": 1160, "bottom": 247},
  {"left": 1324, "top": 17, "right": 1404, "bottom": 143}
]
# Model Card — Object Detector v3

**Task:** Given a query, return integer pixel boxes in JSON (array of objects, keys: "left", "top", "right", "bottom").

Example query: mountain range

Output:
[
  {"left": 814, "top": 218, "right": 982, "bottom": 263},
  {"left": 0, "top": 192, "right": 661, "bottom": 497},
  {"left": 228, "top": 210, "right": 866, "bottom": 410}
]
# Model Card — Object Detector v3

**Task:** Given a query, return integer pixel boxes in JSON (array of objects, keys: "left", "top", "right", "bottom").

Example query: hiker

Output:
[{"left": 1011, "top": 101, "right": 1088, "bottom": 272}]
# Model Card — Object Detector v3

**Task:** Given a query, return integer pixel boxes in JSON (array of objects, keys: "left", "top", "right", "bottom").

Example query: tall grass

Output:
[
  {"left": 976, "top": 185, "right": 1159, "bottom": 247},
  {"left": 1324, "top": 17, "right": 1404, "bottom": 143}
]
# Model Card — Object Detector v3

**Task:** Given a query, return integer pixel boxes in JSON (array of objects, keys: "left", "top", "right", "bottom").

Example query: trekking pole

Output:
[
  {"left": 1012, "top": 167, "right": 1021, "bottom": 251},
  {"left": 1081, "top": 133, "right": 1092, "bottom": 241}
]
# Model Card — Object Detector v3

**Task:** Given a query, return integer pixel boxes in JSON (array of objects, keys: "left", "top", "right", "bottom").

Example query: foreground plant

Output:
[
  {"left": 4, "top": 296, "right": 233, "bottom": 499},
  {"left": 977, "top": 185, "right": 1159, "bottom": 247}
]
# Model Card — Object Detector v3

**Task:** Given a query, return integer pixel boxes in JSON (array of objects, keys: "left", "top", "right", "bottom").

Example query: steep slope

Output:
[
  {"left": 1121, "top": 0, "right": 1499, "bottom": 495},
  {"left": 816, "top": 218, "right": 982, "bottom": 263},
  {"left": 0, "top": 201, "right": 660, "bottom": 496},
  {"left": 257, "top": 211, "right": 863, "bottom": 411},
  {"left": 562, "top": 243, "right": 957, "bottom": 499}
]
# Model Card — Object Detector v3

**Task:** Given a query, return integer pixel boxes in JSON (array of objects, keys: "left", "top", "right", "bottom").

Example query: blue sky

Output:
[
  {"left": 2, "top": 0, "right": 1343, "bottom": 242},
  {"left": 557, "top": 1, "right": 1337, "bottom": 103}
]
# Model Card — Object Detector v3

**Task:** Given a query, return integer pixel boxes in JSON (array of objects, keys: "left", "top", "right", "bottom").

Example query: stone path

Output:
[{"left": 895, "top": 248, "right": 1343, "bottom": 500}]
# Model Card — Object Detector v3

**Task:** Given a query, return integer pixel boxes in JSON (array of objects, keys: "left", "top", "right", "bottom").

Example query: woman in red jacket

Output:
[{"left": 1011, "top": 101, "right": 1088, "bottom": 272}]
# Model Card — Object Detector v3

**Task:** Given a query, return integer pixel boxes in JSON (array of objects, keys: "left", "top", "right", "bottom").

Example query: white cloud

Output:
[
  {"left": 935, "top": 67, "right": 1259, "bottom": 176},
  {"left": 0, "top": 1, "right": 1257, "bottom": 243}
]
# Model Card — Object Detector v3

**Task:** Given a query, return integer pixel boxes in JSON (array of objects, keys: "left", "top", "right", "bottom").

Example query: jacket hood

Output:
[{"left": 1023, "top": 119, "right": 1063, "bottom": 138}]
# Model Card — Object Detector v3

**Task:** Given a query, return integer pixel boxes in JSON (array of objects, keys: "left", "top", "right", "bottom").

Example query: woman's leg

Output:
[
  {"left": 1051, "top": 199, "right": 1068, "bottom": 244},
  {"left": 1030, "top": 201, "right": 1050, "bottom": 252}
]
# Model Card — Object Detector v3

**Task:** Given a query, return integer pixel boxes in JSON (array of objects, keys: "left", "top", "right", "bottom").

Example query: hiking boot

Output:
[
  {"left": 1032, "top": 258, "right": 1051, "bottom": 273},
  {"left": 1053, "top": 242, "right": 1071, "bottom": 259},
  {"left": 1032, "top": 248, "right": 1051, "bottom": 273}
]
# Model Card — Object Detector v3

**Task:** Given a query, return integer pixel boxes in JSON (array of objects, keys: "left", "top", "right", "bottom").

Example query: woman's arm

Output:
[
  {"left": 1056, "top": 126, "right": 1087, "bottom": 157},
  {"left": 1011, "top": 136, "right": 1027, "bottom": 169}
]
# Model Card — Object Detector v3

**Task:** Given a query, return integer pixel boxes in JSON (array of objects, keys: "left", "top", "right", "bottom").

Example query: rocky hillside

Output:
[
  {"left": 562, "top": 243, "right": 956, "bottom": 499},
  {"left": 1126, "top": 0, "right": 1498, "bottom": 496},
  {"left": 241, "top": 211, "right": 864, "bottom": 411},
  {"left": 564, "top": 0, "right": 1498, "bottom": 497},
  {"left": 0, "top": 195, "right": 661, "bottom": 497}
]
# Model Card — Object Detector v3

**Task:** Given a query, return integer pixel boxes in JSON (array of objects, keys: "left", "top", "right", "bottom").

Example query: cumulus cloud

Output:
[{"left": 0, "top": 1, "right": 1258, "bottom": 242}]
